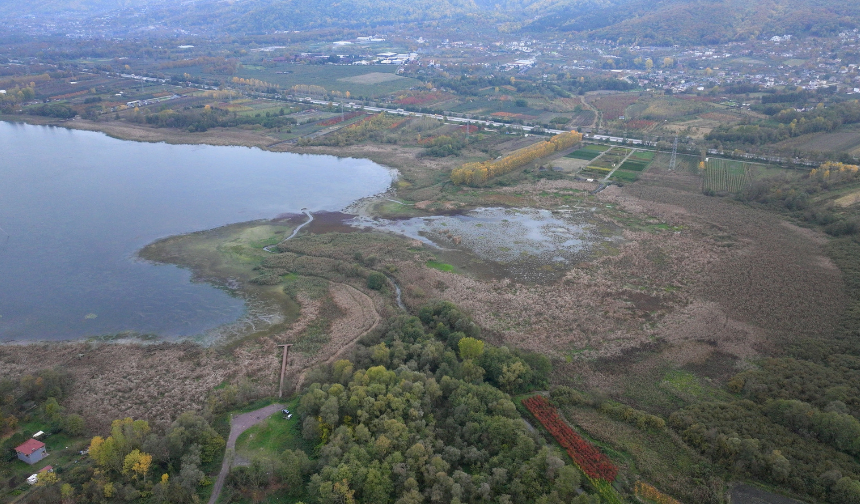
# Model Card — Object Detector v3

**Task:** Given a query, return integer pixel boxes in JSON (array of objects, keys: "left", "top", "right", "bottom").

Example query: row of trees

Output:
[
  {"left": 451, "top": 130, "right": 582, "bottom": 185},
  {"left": 130, "top": 105, "right": 296, "bottom": 132}
]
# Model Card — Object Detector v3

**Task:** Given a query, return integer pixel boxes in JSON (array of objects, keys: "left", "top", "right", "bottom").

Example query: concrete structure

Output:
[{"left": 15, "top": 439, "right": 47, "bottom": 465}]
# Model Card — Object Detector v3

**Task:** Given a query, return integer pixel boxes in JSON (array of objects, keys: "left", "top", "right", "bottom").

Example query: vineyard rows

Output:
[{"left": 702, "top": 158, "right": 750, "bottom": 194}]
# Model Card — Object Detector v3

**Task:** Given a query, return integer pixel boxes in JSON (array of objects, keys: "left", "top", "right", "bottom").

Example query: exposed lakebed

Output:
[{"left": 0, "top": 122, "right": 394, "bottom": 342}]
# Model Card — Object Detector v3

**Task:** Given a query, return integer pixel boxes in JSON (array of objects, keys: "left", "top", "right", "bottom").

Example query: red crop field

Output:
[{"left": 523, "top": 395, "right": 618, "bottom": 482}]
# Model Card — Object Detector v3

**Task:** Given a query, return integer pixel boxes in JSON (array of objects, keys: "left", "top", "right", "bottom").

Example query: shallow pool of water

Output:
[{"left": 349, "top": 206, "right": 617, "bottom": 282}]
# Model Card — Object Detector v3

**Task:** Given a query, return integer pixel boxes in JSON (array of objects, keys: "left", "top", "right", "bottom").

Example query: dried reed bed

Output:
[
  {"left": 619, "top": 184, "right": 845, "bottom": 346},
  {"left": 0, "top": 279, "right": 382, "bottom": 431},
  {"left": 397, "top": 218, "right": 721, "bottom": 360},
  {"left": 0, "top": 342, "right": 235, "bottom": 431},
  {"left": 398, "top": 176, "right": 844, "bottom": 397}
]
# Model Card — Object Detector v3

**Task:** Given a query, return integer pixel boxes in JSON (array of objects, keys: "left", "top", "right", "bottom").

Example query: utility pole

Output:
[
  {"left": 276, "top": 344, "right": 293, "bottom": 398},
  {"left": 669, "top": 136, "right": 678, "bottom": 171}
]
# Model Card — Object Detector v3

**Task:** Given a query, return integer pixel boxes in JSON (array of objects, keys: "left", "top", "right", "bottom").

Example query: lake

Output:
[{"left": 0, "top": 122, "right": 394, "bottom": 342}]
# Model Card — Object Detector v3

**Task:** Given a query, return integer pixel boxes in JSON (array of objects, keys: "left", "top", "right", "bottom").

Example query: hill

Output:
[
  {"left": 1, "top": 0, "right": 858, "bottom": 43},
  {"left": 527, "top": 0, "right": 860, "bottom": 44}
]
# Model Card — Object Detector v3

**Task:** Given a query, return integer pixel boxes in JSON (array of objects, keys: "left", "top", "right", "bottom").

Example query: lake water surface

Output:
[{"left": 0, "top": 122, "right": 393, "bottom": 341}]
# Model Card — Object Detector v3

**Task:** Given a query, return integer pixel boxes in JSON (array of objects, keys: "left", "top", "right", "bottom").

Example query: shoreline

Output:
[{"left": 0, "top": 119, "right": 407, "bottom": 346}]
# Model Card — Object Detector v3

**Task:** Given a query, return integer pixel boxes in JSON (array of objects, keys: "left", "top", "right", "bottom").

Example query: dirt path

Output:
[
  {"left": 293, "top": 282, "right": 381, "bottom": 390},
  {"left": 208, "top": 403, "right": 285, "bottom": 504}
]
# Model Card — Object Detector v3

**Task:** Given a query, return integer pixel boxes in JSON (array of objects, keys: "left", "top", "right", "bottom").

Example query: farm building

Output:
[{"left": 15, "top": 439, "right": 48, "bottom": 465}]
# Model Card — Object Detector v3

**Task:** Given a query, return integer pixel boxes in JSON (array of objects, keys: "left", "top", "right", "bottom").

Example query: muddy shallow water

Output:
[{"left": 349, "top": 207, "right": 621, "bottom": 282}]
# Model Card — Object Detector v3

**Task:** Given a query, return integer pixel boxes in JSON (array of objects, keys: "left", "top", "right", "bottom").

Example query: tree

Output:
[
  {"left": 282, "top": 449, "right": 311, "bottom": 493},
  {"left": 63, "top": 414, "right": 85, "bottom": 436},
  {"left": 498, "top": 361, "right": 527, "bottom": 393},
  {"left": 458, "top": 337, "right": 484, "bottom": 360},
  {"left": 35, "top": 470, "right": 60, "bottom": 487},
  {"left": 367, "top": 272, "right": 387, "bottom": 290},
  {"left": 832, "top": 477, "right": 860, "bottom": 504},
  {"left": 645, "top": 58, "right": 654, "bottom": 71},
  {"left": 60, "top": 483, "right": 75, "bottom": 504},
  {"left": 123, "top": 449, "right": 152, "bottom": 479}
]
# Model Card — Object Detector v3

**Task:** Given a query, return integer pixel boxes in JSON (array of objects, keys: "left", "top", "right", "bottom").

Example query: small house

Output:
[{"left": 15, "top": 439, "right": 47, "bottom": 465}]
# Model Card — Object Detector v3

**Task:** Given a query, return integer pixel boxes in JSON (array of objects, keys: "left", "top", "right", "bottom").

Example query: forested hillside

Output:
[{"left": 2, "top": 0, "right": 857, "bottom": 43}]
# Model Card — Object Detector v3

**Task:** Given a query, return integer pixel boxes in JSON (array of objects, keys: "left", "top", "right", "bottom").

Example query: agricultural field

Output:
[
  {"left": 566, "top": 144, "right": 609, "bottom": 160},
  {"left": 189, "top": 63, "right": 418, "bottom": 98},
  {"left": 626, "top": 97, "right": 715, "bottom": 122},
  {"left": 588, "top": 93, "right": 641, "bottom": 121},
  {"left": 449, "top": 96, "right": 547, "bottom": 119},
  {"left": 772, "top": 127, "right": 860, "bottom": 155},
  {"left": 702, "top": 158, "right": 750, "bottom": 194}
]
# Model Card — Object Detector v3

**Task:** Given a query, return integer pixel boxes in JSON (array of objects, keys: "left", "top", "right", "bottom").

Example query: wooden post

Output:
[{"left": 277, "top": 344, "right": 293, "bottom": 398}]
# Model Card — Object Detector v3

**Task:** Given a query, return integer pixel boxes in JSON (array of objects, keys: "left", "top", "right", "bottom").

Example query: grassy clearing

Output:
[
  {"left": 234, "top": 399, "right": 309, "bottom": 459},
  {"left": 426, "top": 260, "right": 455, "bottom": 272},
  {"left": 242, "top": 65, "right": 418, "bottom": 98}
]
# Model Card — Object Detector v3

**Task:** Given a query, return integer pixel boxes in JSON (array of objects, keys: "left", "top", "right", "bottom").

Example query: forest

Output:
[
  {"left": 706, "top": 101, "right": 860, "bottom": 148},
  {"left": 221, "top": 301, "right": 587, "bottom": 503}
]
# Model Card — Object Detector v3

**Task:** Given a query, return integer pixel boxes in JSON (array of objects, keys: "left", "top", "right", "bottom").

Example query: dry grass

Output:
[
  {"left": 0, "top": 342, "right": 236, "bottom": 431},
  {"left": 393, "top": 172, "right": 844, "bottom": 401}
]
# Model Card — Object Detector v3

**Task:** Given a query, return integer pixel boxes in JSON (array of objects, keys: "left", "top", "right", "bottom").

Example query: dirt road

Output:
[{"left": 207, "top": 403, "right": 285, "bottom": 504}]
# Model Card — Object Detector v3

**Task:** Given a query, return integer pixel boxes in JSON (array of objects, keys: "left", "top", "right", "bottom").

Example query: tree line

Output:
[{"left": 451, "top": 130, "right": 582, "bottom": 185}]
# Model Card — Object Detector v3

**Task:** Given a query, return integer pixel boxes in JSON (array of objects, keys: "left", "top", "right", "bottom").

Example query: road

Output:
[
  {"left": 292, "top": 97, "right": 568, "bottom": 135},
  {"left": 207, "top": 403, "right": 285, "bottom": 504},
  {"left": 602, "top": 148, "right": 638, "bottom": 182}
]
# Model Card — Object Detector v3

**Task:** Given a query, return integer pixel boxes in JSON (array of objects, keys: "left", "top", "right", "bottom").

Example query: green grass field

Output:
[
  {"left": 630, "top": 150, "right": 655, "bottom": 161},
  {"left": 566, "top": 149, "right": 601, "bottom": 160},
  {"left": 619, "top": 160, "right": 649, "bottom": 172},
  {"left": 426, "top": 260, "right": 455, "bottom": 272},
  {"left": 185, "top": 64, "right": 418, "bottom": 98},
  {"left": 234, "top": 399, "right": 309, "bottom": 459},
  {"left": 611, "top": 170, "right": 639, "bottom": 182}
]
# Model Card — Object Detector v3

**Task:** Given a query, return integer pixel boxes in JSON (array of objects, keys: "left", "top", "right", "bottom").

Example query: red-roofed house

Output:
[{"left": 15, "top": 439, "right": 47, "bottom": 465}]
